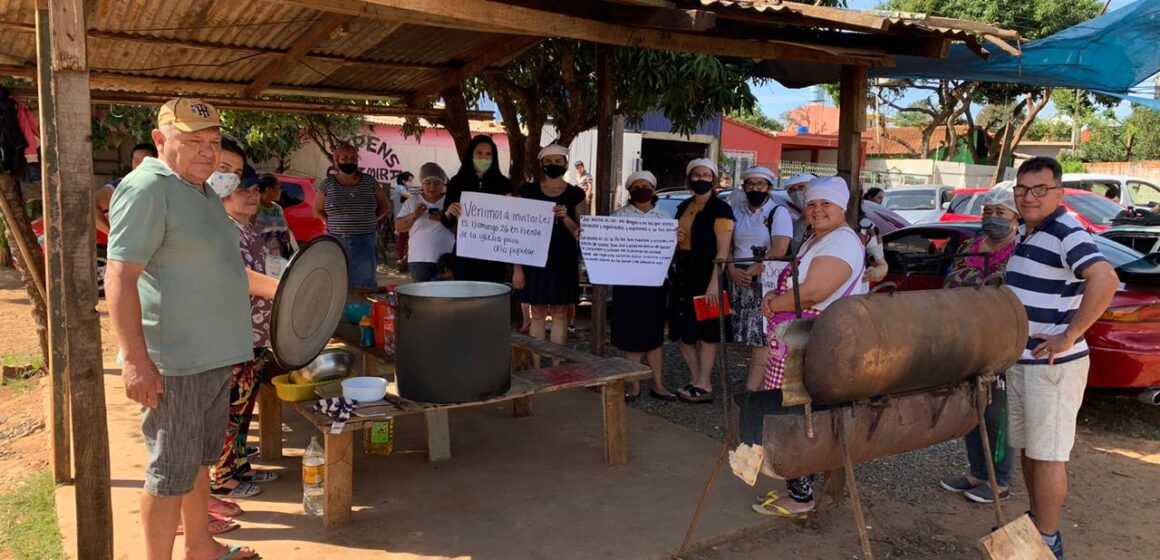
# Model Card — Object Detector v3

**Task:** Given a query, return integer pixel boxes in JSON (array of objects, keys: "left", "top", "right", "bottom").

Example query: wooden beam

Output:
[
  {"left": 497, "top": 0, "right": 717, "bottom": 32},
  {"left": 837, "top": 65, "right": 868, "bottom": 228},
  {"left": 45, "top": 0, "right": 113, "bottom": 558},
  {"left": 405, "top": 35, "right": 542, "bottom": 104},
  {"left": 243, "top": 13, "right": 351, "bottom": 98},
  {"left": 35, "top": 2, "right": 71, "bottom": 488},
  {"left": 316, "top": 0, "right": 894, "bottom": 67},
  {"left": 589, "top": 44, "right": 620, "bottom": 359}
]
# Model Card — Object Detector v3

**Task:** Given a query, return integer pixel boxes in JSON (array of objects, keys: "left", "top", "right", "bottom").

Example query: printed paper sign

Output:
[
  {"left": 579, "top": 215, "right": 678, "bottom": 287},
  {"left": 455, "top": 192, "right": 555, "bottom": 267}
]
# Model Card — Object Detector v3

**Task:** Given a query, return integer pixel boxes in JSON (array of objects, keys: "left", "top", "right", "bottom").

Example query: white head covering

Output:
[
  {"left": 983, "top": 182, "right": 1019, "bottom": 214},
  {"left": 685, "top": 158, "right": 718, "bottom": 178},
  {"left": 805, "top": 176, "right": 850, "bottom": 211},
  {"left": 624, "top": 170, "right": 657, "bottom": 190},
  {"left": 537, "top": 144, "right": 569, "bottom": 160},
  {"left": 783, "top": 173, "right": 816, "bottom": 189},
  {"left": 740, "top": 165, "right": 776, "bottom": 185}
]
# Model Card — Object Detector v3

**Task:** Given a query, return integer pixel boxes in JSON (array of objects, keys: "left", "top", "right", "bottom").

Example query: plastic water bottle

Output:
[{"left": 302, "top": 436, "right": 325, "bottom": 517}]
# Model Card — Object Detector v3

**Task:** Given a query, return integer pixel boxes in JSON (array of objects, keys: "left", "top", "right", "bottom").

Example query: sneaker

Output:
[
  {"left": 1041, "top": 530, "right": 1064, "bottom": 559},
  {"left": 938, "top": 475, "right": 979, "bottom": 493},
  {"left": 964, "top": 483, "right": 1010, "bottom": 504}
]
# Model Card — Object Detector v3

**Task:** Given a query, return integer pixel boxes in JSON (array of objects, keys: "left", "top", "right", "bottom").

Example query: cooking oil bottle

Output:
[{"left": 364, "top": 419, "right": 395, "bottom": 455}]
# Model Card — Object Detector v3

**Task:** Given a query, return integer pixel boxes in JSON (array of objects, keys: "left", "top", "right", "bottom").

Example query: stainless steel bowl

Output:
[{"left": 295, "top": 349, "right": 355, "bottom": 383}]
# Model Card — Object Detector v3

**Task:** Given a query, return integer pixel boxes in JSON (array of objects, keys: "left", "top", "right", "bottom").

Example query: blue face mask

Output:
[{"left": 981, "top": 216, "right": 1014, "bottom": 240}]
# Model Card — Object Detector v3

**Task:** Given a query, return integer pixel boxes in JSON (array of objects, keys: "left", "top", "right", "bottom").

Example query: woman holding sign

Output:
[
  {"left": 512, "top": 144, "right": 586, "bottom": 346},
  {"left": 610, "top": 171, "right": 677, "bottom": 401},
  {"left": 728, "top": 166, "right": 793, "bottom": 393},
  {"left": 670, "top": 158, "right": 735, "bottom": 404},
  {"left": 441, "top": 134, "right": 513, "bottom": 283}
]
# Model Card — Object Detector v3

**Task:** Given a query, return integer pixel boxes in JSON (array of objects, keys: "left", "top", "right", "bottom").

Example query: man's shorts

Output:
[
  {"left": 141, "top": 367, "right": 231, "bottom": 497},
  {"left": 1006, "top": 357, "right": 1089, "bottom": 462}
]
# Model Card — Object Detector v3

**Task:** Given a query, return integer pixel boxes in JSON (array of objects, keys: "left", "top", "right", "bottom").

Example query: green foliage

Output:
[
  {"left": 728, "top": 105, "right": 784, "bottom": 132},
  {"left": 219, "top": 110, "right": 303, "bottom": 172},
  {"left": 1025, "top": 118, "right": 1073, "bottom": 142},
  {"left": 1058, "top": 152, "right": 1086, "bottom": 173},
  {"left": 1076, "top": 106, "right": 1160, "bottom": 162},
  {"left": 90, "top": 105, "right": 155, "bottom": 152},
  {"left": 0, "top": 471, "right": 64, "bottom": 560},
  {"left": 893, "top": 100, "right": 934, "bottom": 127}
]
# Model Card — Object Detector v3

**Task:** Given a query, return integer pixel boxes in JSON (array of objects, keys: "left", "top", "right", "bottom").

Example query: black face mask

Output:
[
  {"left": 543, "top": 164, "right": 567, "bottom": 179},
  {"left": 630, "top": 188, "right": 654, "bottom": 204},
  {"left": 690, "top": 180, "right": 714, "bottom": 195},
  {"left": 337, "top": 163, "right": 358, "bottom": 175},
  {"left": 746, "top": 190, "right": 770, "bottom": 207}
]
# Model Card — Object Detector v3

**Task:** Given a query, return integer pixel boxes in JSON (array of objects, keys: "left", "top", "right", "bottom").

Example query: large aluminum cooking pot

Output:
[{"left": 394, "top": 281, "right": 512, "bottom": 403}]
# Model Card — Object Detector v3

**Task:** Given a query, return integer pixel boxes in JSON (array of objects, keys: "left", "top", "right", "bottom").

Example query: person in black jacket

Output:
[{"left": 441, "top": 135, "right": 513, "bottom": 283}]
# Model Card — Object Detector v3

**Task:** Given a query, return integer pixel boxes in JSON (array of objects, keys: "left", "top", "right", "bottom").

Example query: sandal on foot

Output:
[
  {"left": 208, "top": 498, "right": 244, "bottom": 518},
  {"left": 649, "top": 388, "right": 678, "bottom": 402},
  {"left": 210, "top": 481, "right": 262, "bottom": 499},
  {"left": 238, "top": 470, "right": 279, "bottom": 484},
  {"left": 624, "top": 390, "right": 640, "bottom": 403},
  {"left": 754, "top": 490, "right": 781, "bottom": 503},
  {"left": 176, "top": 513, "right": 238, "bottom": 536},
  {"left": 217, "top": 544, "right": 259, "bottom": 559},
  {"left": 678, "top": 385, "right": 714, "bottom": 403},
  {"left": 752, "top": 498, "right": 809, "bottom": 519}
]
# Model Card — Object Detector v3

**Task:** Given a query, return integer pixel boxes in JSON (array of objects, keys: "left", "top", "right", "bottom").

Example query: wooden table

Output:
[{"left": 259, "top": 325, "right": 651, "bottom": 528}]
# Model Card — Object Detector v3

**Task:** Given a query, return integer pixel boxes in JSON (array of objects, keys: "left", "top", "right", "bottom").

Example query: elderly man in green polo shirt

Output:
[{"left": 106, "top": 98, "right": 272, "bottom": 560}]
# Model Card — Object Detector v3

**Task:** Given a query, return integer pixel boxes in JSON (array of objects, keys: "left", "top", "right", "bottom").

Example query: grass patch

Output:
[
  {"left": 0, "top": 351, "right": 44, "bottom": 371},
  {"left": 1079, "top": 395, "right": 1160, "bottom": 441},
  {"left": 0, "top": 471, "right": 65, "bottom": 560}
]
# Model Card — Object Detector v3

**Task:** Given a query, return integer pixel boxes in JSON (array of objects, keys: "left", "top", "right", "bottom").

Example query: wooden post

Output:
[
  {"left": 45, "top": 0, "right": 112, "bottom": 557},
  {"left": 424, "top": 409, "right": 451, "bottom": 462},
  {"left": 590, "top": 44, "right": 621, "bottom": 358},
  {"left": 837, "top": 65, "right": 867, "bottom": 228},
  {"left": 34, "top": 2, "right": 71, "bottom": 486},
  {"left": 601, "top": 381, "right": 628, "bottom": 465},
  {"left": 323, "top": 430, "right": 353, "bottom": 528},
  {"left": 258, "top": 383, "right": 284, "bottom": 460}
]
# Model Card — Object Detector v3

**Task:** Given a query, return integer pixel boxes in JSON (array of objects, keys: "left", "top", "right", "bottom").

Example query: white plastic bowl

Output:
[{"left": 341, "top": 376, "right": 388, "bottom": 402}]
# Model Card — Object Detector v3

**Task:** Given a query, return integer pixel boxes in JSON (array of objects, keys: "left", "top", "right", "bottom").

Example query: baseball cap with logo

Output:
[{"left": 157, "top": 98, "right": 221, "bottom": 132}]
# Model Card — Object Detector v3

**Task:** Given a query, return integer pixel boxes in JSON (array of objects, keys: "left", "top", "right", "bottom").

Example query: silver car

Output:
[
  {"left": 882, "top": 185, "right": 956, "bottom": 225},
  {"left": 1063, "top": 173, "right": 1160, "bottom": 211}
]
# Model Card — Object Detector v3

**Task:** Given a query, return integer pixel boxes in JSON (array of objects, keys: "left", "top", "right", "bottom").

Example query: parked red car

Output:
[
  {"left": 939, "top": 187, "right": 1126, "bottom": 233},
  {"left": 29, "top": 172, "right": 324, "bottom": 294},
  {"left": 881, "top": 223, "right": 1160, "bottom": 402}
]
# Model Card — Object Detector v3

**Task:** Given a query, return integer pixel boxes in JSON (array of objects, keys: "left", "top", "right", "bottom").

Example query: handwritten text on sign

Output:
[
  {"left": 760, "top": 260, "right": 791, "bottom": 333},
  {"left": 580, "top": 215, "right": 678, "bottom": 287},
  {"left": 456, "top": 192, "right": 555, "bottom": 267}
]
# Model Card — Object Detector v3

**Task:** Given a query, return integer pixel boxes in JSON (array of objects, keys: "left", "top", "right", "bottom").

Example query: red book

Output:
[{"left": 693, "top": 292, "right": 731, "bottom": 321}]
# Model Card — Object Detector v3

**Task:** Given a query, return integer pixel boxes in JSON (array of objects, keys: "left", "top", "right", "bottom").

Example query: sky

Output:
[{"left": 752, "top": 0, "right": 1145, "bottom": 124}]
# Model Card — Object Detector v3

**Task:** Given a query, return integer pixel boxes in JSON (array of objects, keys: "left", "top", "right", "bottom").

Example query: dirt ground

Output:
[{"left": 1, "top": 266, "right": 1157, "bottom": 559}]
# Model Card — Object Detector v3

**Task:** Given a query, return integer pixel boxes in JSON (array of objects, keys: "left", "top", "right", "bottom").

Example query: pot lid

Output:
[{"left": 269, "top": 235, "right": 349, "bottom": 370}]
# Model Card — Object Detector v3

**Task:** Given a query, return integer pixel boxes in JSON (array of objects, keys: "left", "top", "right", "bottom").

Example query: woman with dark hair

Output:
[
  {"left": 863, "top": 187, "right": 885, "bottom": 205},
  {"left": 389, "top": 171, "right": 416, "bottom": 272},
  {"left": 442, "top": 135, "right": 513, "bottom": 283}
]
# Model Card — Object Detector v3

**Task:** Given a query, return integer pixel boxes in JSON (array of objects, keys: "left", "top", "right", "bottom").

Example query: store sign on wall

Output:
[{"left": 351, "top": 132, "right": 402, "bottom": 183}]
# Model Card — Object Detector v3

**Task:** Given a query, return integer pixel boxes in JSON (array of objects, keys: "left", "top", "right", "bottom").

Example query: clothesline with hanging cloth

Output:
[{"left": 754, "top": 0, "right": 1160, "bottom": 110}]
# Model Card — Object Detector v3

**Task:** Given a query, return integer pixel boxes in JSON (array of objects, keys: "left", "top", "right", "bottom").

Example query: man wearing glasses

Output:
[{"left": 1004, "top": 157, "right": 1118, "bottom": 559}]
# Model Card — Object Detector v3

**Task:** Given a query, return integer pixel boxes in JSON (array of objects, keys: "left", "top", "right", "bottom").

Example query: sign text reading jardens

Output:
[{"left": 455, "top": 192, "right": 555, "bottom": 267}]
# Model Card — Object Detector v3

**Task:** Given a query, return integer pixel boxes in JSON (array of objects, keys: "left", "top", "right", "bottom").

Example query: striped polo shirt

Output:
[
  {"left": 319, "top": 174, "right": 381, "bottom": 235},
  {"left": 1006, "top": 206, "right": 1107, "bottom": 365}
]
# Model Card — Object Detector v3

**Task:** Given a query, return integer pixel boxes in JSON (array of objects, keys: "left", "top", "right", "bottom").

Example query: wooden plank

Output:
[
  {"left": 510, "top": 332, "right": 602, "bottom": 364},
  {"left": 258, "top": 383, "right": 284, "bottom": 460},
  {"left": 406, "top": 34, "right": 542, "bottom": 103},
  {"left": 425, "top": 409, "right": 451, "bottom": 462},
  {"left": 323, "top": 430, "right": 354, "bottom": 528},
  {"left": 837, "top": 65, "right": 868, "bottom": 228},
  {"left": 601, "top": 381, "right": 628, "bottom": 465},
  {"left": 979, "top": 514, "right": 1055, "bottom": 560},
  {"left": 46, "top": 0, "right": 112, "bottom": 557},
  {"left": 34, "top": 4, "right": 70, "bottom": 485},
  {"left": 243, "top": 13, "right": 352, "bottom": 98}
]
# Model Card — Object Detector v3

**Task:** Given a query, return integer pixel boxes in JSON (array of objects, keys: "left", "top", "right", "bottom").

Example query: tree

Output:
[
  {"left": 893, "top": 100, "right": 933, "bottom": 127},
  {"left": 1026, "top": 118, "right": 1073, "bottom": 142},
  {"left": 220, "top": 111, "right": 304, "bottom": 173},
  {"left": 728, "top": 105, "right": 783, "bottom": 132},
  {"left": 1076, "top": 106, "right": 1160, "bottom": 162}
]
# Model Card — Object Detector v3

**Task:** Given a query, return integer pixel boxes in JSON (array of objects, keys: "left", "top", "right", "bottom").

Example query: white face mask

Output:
[
  {"left": 789, "top": 190, "right": 807, "bottom": 208},
  {"left": 207, "top": 172, "right": 240, "bottom": 198}
]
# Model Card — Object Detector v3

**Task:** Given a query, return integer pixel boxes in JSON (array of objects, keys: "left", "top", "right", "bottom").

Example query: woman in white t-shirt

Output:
[
  {"left": 747, "top": 176, "right": 867, "bottom": 519},
  {"left": 728, "top": 166, "right": 793, "bottom": 393},
  {"left": 394, "top": 163, "right": 455, "bottom": 282}
]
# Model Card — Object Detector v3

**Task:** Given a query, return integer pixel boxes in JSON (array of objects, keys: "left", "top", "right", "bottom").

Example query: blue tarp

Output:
[
  {"left": 755, "top": 0, "right": 1160, "bottom": 109},
  {"left": 870, "top": 0, "right": 1160, "bottom": 109}
]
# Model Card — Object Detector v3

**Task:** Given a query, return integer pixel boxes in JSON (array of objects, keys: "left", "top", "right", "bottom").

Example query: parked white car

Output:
[
  {"left": 1062, "top": 173, "right": 1160, "bottom": 210},
  {"left": 881, "top": 185, "right": 956, "bottom": 225}
]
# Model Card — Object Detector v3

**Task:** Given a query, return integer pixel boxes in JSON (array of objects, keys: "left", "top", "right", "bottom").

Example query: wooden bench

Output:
[{"left": 257, "top": 327, "right": 651, "bottom": 528}]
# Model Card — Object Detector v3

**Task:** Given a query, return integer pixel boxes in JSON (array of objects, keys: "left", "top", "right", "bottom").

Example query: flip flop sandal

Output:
[
  {"left": 649, "top": 388, "right": 679, "bottom": 402},
  {"left": 176, "top": 513, "right": 239, "bottom": 536},
  {"left": 211, "top": 481, "right": 262, "bottom": 499},
  {"left": 209, "top": 498, "right": 244, "bottom": 518},
  {"left": 678, "top": 386, "right": 714, "bottom": 403},
  {"left": 624, "top": 391, "right": 640, "bottom": 403},
  {"left": 754, "top": 490, "right": 781, "bottom": 503},
  {"left": 216, "top": 544, "right": 259, "bottom": 560},
  {"left": 238, "top": 470, "right": 280, "bottom": 484},
  {"left": 752, "top": 498, "right": 809, "bottom": 519}
]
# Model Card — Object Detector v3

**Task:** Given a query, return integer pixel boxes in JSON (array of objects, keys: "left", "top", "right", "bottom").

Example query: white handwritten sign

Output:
[
  {"left": 760, "top": 261, "right": 791, "bottom": 333},
  {"left": 579, "top": 215, "right": 678, "bottom": 287},
  {"left": 456, "top": 192, "right": 555, "bottom": 267}
]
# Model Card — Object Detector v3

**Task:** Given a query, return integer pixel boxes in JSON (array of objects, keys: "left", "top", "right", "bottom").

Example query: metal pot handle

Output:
[{"left": 870, "top": 281, "right": 898, "bottom": 295}]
